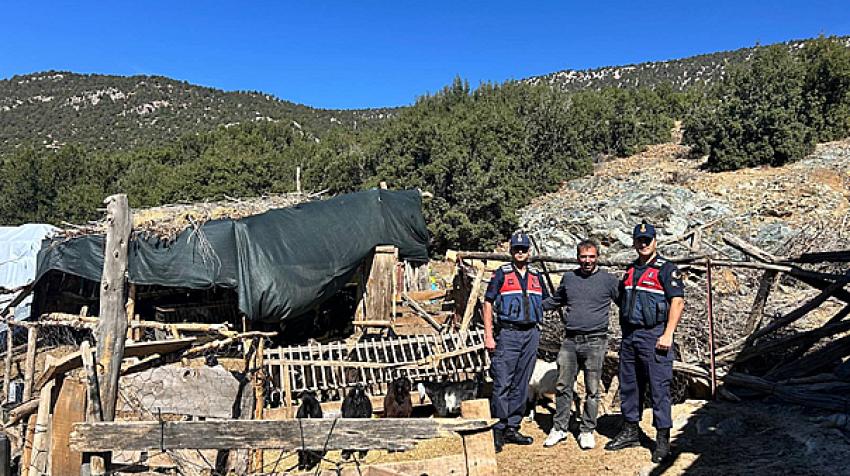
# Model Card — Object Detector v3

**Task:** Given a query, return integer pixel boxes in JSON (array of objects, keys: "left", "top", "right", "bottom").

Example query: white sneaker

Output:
[
  {"left": 543, "top": 429, "right": 568, "bottom": 447},
  {"left": 578, "top": 432, "right": 596, "bottom": 450}
]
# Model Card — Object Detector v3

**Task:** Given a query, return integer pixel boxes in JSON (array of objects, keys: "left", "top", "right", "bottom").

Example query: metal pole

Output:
[{"left": 706, "top": 258, "right": 718, "bottom": 399}]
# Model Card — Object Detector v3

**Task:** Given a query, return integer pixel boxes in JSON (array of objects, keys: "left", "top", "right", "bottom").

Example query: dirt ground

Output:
[{"left": 497, "top": 399, "right": 850, "bottom": 476}]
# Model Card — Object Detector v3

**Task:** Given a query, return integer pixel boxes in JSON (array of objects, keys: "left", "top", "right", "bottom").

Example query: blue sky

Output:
[{"left": 2, "top": 1, "right": 848, "bottom": 109}]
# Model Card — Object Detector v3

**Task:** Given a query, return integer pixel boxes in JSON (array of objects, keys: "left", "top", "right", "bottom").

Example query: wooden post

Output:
[
  {"left": 80, "top": 341, "right": 105, "bottom": 476},
  {"left": 124, "top": 284, "right": 139, "bottom": 342},
  {"left": 23, "top": 326, "right": 38, "bottom": 402},
  {"left": 252, "top": 338, "right": 266, "bottom": 473},
  {"left": 3, "top": 310, "right": 14, "bottom": 403},
  {"left": 460, "top": 399, "right": 497, "bottom": 476},
  {"left": 459, "top": 267, "right": 485, "bottom": 342},
  {"left": 0, "top": 430, "right": 10, "bottom": 476},
  {"left": 357, "top": 246, "right": 399, "bottom": 324},
  {"left": 28, "top": 379, "right": 55, "bottom": 476},
  {"left": 95, "top": 194, "right": 131, "bottom": 421}
]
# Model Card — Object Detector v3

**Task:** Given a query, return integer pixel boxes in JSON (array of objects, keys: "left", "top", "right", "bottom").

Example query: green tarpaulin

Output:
[{"left": 35, "top": 189, "right": 429, "bottom": 322}]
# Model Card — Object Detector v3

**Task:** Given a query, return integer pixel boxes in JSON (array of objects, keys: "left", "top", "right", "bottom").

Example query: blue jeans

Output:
[
  {"left": 489, "top": 326, "right": 540, "bottom": 432},
  {"left": 553, "top": 334, "right": 607, "bottom": 433}
]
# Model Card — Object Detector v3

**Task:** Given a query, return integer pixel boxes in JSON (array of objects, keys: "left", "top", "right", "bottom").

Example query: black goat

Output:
[
  {"left": 383, "top": 377, "right": 413, "bottom": 418},
  {"left": 341, "top": 384, "right": 372, "bottom": 460},
  {"left": 296, "top": 390, "right": 324, "bottom": 470},
  {"left": 419, "top": 376, "right": 482, "bottom": 417}
]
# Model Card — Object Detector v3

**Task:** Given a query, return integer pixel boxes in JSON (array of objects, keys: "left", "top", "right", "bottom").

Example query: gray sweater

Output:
[{"left": 544, "top": 268, "right": 620, "bottom": 334}]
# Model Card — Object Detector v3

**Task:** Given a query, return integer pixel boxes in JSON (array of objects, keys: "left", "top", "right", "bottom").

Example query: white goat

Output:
[{"left": 526, "top": 359, "right": 558, "bottom": 421}]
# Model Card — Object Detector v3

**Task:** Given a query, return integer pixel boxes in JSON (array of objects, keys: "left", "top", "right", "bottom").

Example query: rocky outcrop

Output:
[{"left": 523, "top": 140, "right": 850, "bottom": 363}]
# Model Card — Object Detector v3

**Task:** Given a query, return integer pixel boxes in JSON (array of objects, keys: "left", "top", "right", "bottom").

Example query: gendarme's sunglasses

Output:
[{"left": 512, "top": 247, "right": 530, "bottom": 253}]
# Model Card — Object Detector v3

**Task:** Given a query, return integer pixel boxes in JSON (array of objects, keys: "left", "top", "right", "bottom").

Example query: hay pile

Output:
[{"left": 59, "top": 193, "right": 314, "bottom": 240}]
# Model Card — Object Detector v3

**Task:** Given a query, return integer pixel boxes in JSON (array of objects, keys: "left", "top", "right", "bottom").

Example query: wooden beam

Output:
[
  {"left": 744, "top": 270, "right": 779, "bottom": 334},
  {"left": 22, "top": 326, "right": 37, "bottom": 402},
  {"left": 460, "top": 399, "right": 497, "bottom": 476},
  {"left": 401, "top": 293, "right": 443, "bottom": 331},
  {"left": 459, "top": 267, "right": 485, "bottom": 341},
  {"left": 724, "top": 372, "right": 850, "bottom": 412},
  {"left": 766, "top": 333, "right": 850, "bottom": 381},
  {"left": 752, "top": 270, "right": 850, "bottom": 340},
  {"left": 70, "top": 419, "right": 496, "bottom": 452},
  {"left": 3, "top": 312, "right": 13, "bottom": 403},
  {"left": 784, "top": 250, "right": 850, "bottom": 264},
  {"left": 5, "top": 398, "right": 39, "bottom": 427},
  {"left": 34, "top": 338, "right": 198, "bottom": 391},
  {"left": 95, "top": 193, "right": 132, "bottom": 422},
  {"left": 734, "top": 318, "right": 850, "bottom": 365},
  {"left": 80, "top": 341, "right": 105, "bottom": 476},
  {"left": 124, "top": 284, "right": 136, "bottom": 342}
]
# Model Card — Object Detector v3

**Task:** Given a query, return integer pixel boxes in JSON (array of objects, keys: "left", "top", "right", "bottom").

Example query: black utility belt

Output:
[
  {"left": 498, "top": 321, "right": 538, "bottom": 331},
  {"left": 563, "top": 331, "right": 607, "bottom": 339},
  {"left": 623, "top": 321, "right": 666, "bottom": 330}
]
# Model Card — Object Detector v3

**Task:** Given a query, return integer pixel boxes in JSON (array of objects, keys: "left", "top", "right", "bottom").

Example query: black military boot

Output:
[
  {"left": 493, "top": 428, "right": 505, "bottom": 453},
  {"left": 503, "top": 428, "right": 534, "bottom": 445},
  {"left": 604, "top": 421, "right": 640, "bottom": 451},
  {"left": 651, "top": 428, "right": 671, "bottom": 463}
]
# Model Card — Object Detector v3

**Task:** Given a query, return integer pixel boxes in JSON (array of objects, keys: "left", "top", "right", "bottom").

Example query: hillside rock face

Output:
[{"left": 521, "top": 140, "right": 850, "bottom": 362}]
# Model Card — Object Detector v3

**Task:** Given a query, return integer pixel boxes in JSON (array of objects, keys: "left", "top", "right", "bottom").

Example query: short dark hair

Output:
[{"left": 576, "top": 239, "right": 599, "bottom": 254}]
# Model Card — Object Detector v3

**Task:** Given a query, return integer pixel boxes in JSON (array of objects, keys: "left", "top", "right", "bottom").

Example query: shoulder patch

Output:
[{"left": 500, "top": 263, "right": 514, "bottom": 273}]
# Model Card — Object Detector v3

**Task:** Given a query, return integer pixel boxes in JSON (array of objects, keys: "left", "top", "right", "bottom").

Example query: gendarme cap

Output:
[
  {"left": 510, "top": 231, "right": 531, "bottom": 248},
  {"left": 633, "top": 221, "right": 657, "bottom": 240}
]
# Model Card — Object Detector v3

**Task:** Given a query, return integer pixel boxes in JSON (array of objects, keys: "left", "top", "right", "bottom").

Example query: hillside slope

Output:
[
  {"left": 526, "top": 36, "right": 850, "bottom": 91},
  {"left": 0, "top": 71, "right": 393, "bottom": 152}
]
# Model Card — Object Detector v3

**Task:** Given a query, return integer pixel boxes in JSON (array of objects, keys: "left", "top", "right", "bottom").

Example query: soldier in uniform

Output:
[
  {"left": 605, "top": 221, "right": 685, "bottom": 463},
  {"left": 483, "top": 231, "right": 549, "bottom": 452}
]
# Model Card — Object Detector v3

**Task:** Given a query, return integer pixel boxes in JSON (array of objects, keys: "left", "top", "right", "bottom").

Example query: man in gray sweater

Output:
[{"left": 542, "top": 239, "right": 620, "bottom": 449}]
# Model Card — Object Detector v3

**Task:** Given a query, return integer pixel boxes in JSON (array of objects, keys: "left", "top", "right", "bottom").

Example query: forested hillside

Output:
[
  {"left": 0, "top": 79, "right": 677, "bottom": 252},
  {"left": 0, "top": 72, "right": 393, "bottom": 152},
  {"left": 530, "top": 36, "right": 850, "bottom": 92}
]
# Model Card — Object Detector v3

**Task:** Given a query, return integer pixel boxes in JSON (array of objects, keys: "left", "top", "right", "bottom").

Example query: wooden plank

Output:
[
  {"left": 364, "top": 246, "right": 399, "bottom": 322},
  {"left": 50, "top": 379, "right": 86, "bottom": 476},
  {"left": 95, "top": 193, "right": 132, "bottom": 422},
  {"left": 28, "top": 379, "right": 55, "bottom": 475},
  {"left": 70, "top": 418, "right": 495, "bottom": 452},
  {"left": 22, "top": 326, "right": 37, "bottom": 401},
  {"left": 460, "top": 399, "right": 497, "bottom": 476},
  {"left": 20, "top": 413, "right": 36, "bottom": 476}
]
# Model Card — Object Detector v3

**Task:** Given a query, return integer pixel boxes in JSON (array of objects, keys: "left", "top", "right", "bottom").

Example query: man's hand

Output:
[
  {"left": 485, "top": 334, "right": 497, "bottom": 352},
  {"left": 656, "top": 333, "right": 673, "bottom": 351}
]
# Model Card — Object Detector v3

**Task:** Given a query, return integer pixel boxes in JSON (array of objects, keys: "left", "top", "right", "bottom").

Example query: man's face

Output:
[
  {"left": 511, "top": 246, "right": 530, "bottom": 264},
  {"left": 633, "top": 236, "right": 657, "bottom": 259},
  {"left": 577, "top": 245, "right": 598, "bottom": 274}
]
